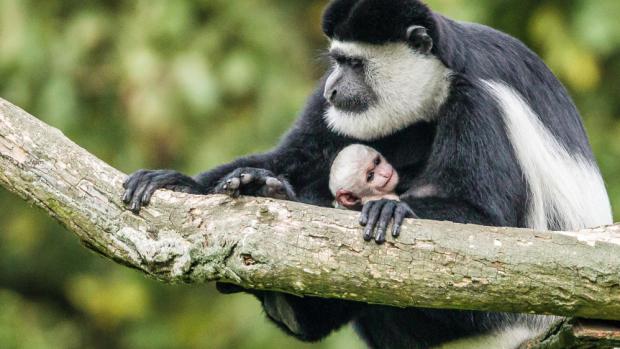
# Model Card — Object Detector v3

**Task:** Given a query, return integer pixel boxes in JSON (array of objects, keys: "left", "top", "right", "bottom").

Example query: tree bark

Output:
[
  {"left": 521, "top": 319, "right": 620, "bottom": 349},
  {"left": 1, "top": 98, "right": 619, "bottom": 336}
]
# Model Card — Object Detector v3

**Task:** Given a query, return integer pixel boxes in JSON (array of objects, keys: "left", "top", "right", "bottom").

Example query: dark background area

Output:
[{"left": 1, "top": 1, "right": 619, "bottom": 348}]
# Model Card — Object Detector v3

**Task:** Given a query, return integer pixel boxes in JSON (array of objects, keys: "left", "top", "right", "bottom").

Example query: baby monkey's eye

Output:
[
  {"left": 367, "top": 171, "right": 375, "bottom": 182},
  {"left": 373, "top": 156, "right": 381, "bottom": 166}
]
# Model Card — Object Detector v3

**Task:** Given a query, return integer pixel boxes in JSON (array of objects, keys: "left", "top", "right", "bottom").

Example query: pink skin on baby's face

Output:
[{"left": 359, "top": 152, "right": 399, "bottom": 199}]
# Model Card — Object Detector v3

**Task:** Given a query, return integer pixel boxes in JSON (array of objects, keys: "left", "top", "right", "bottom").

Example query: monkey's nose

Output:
[
  {"left": 324, "top": 88, "right": 337, "bottom": 103},
  {"left": 378, "top": 168, "right": 392, "bottom": 178}
]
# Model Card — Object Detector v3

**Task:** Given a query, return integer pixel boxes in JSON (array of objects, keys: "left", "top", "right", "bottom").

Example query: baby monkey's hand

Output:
[{"left": 359, "top": 199, "right": 416, "bottom": 244}]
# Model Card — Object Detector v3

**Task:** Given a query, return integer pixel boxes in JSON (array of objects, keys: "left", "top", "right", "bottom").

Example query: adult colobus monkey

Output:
[{"left": 122, "top": 0, "right": 613, "bottom": 347}]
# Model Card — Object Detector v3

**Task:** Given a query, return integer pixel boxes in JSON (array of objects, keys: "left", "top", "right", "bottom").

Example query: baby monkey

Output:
[
  {"left": 330, "top": 144, "right": 415, "bottom": 243},
  {"left": 329, "top": 144, "right": 400, "bottom": 209}
]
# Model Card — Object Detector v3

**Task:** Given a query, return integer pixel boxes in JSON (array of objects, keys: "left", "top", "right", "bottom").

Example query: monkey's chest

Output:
[{"left": 367, "top": 121, "right": 435, "bottom": 169}]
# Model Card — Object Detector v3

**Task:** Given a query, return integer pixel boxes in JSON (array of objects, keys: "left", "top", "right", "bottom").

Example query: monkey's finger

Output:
[
  {"left": 141, "top": 181, "right": 161, "bottom": 206},
  {"left": 363, "top": 201, "right": 385, "bottom": 241},
  {"left": 375, "top": 201, "right": 396, "bottom": 244},
  {"left": 392, "top": 203, "right": 418, "bottom": 237},
  {"left": 122, "top": 171, "right": 145, "bottom": 204},
  {"left": 265, "top": 177, "right": 287, "bottom": 197},
  {"left": 130, "top": 174, "right": 154, "bottom": 213},
  {"left": 221, "top": 177, "right": 241, "bottom": 198},
  {"left": 283, "top": 186, "right": 297, "bottom": 200},
  {"left": 265, "top": 177, "right": 282, "bottom": 189},
  {"left": 277, "top": 176, "right": 297, "bottom": 200},
  {"left": 240, "top": 173, "right": 254, "bottom": 185},
  {"left": 264, "top": 176, "right": 296, "bottom": 200},
  {"left": 360, "top": 202, "right": 374, "bottom": 226},
  {"left": 227, "top": 177, "right": 241, "bottom": 190},
  {"left": 230, "top": 187, "right": 241, "bottom": 198},
  {"left": 122, "top": 185, "right": 134, "bottom": 204},
  {"left": 139, "top": 173, "right": 177, "bottom": 205},
  {"left": 123, "top": 169, "right": 145, "bottom": 190},
  {"left": 392, "top": 205, "right": 410, "bottom": 237},
  {"left": 407, "top": 207, "right": 418, "bottom": 218}
]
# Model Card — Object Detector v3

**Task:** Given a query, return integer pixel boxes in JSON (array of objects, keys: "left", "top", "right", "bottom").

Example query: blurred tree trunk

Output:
[{"left": 1, "top": 98, "right": 619, "bottom": 348}]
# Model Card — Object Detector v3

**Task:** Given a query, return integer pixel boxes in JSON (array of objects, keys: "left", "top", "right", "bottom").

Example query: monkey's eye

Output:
[
  {"left": 367, "top": 171, "right": 375, "bottom": 182},
  {"left": 373, "top": 156, "right": 381, "bottom": 166},
  {"left": 330, "top": 53, "right": 364, "bottom": 70},
  {"left": 334, "top": 55, "right": 347, "bottom": 65},
  {"left": 349, "top": 58, "right": 363, "bottom": 69}
]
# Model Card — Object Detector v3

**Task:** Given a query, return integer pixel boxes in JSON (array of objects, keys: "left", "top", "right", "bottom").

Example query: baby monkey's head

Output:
[{"left": 329, "top": 144, "right": 399, "bottom": 209}]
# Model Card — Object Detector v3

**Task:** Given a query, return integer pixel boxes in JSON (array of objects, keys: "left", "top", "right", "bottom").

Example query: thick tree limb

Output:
[{"left": 1, "top": 98, "right": 620, "bottom": 333}]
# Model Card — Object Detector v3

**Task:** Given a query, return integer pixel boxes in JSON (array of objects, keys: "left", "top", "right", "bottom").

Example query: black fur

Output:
[
  {"left": 322, "top": 0, "right": 435, "bottom": 45},
  {"left": 122, "top": 0, "right": 598, "bottom": 347}
]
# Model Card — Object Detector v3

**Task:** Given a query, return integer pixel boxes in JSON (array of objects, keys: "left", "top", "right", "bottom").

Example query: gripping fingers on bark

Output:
[
  {"left": 214, "top": 169, "right": 249, "bottom": 196},
  {"left": 221, "top": 177, "right": 241, "bottom": 198},
  {"left": 360, "top": 202, "right": 372, "bottom": 226},
  {"left": 265, "top": 177, "right": 282, "bottom": 188},
  {"left": 122, "top": 170, "right": 143, "bottom": 204},
  {"left": 392, "top": 203, "right": 416, "bottom": 237},
  {"left": 264, "top": 177, "right": 283, "bottom": 197},
  {"left": 215, "top": 168, "right": 296, "bottom": 200},
  {"left": 362, "top": 200, "right": 387, "bottom": 242},
  {"left": 262, "top": 177, "right": 296, "bottom": 200},
  {"left": 214, "top": 168, "right": 271, "bottom": 197},
  {"left": 129, "top": 173, "right": 154, "bottom": 212},
  {"left": 240, "top": 173, "right": 254, "bottom": 185},
  {"left": 122, "top": 170, "right": 203, "bottom": 213},
  {"left": 375, "top": 201, "right": 397, "bottom": 244},
  {"left": 360, "top": 199, "right": 416, "bottom": 243}
]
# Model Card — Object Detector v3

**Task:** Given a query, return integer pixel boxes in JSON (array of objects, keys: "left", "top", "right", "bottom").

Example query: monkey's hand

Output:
[
  {"left": 122, "top": 169, "right": 204, "bottom": 213},
  {"left": 359, "top": 199, "right": 417, "bottom": 244},
  {"left": 213, "top": 167, "right": 296, "bottom": 201}
]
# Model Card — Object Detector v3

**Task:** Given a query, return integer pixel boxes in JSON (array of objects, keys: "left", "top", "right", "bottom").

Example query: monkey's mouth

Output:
[
  {"left": 380, "top": 169, "right": 394, "bottom": 190},
  {"left": 329, "top": 99, "right": 372, "bottom": 113}
]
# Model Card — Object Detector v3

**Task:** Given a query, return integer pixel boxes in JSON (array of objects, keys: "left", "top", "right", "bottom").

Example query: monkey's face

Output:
[
  {"left": 322, "top": 40, "right": 451, "bottom": 141},
  {"left": 320, "top": 0, "right": 451, "bottom": 141},
  {"left": 359, "top": 152, "right": 399, "bottom": 196}
]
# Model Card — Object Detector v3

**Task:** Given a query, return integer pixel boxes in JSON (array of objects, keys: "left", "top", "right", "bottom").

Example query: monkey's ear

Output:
[
  {"left": 406, "top": 25, "right": 433, "bottom": 54},
  {"left": 336, "top": 189, "right": 361, "bottom": 209}
]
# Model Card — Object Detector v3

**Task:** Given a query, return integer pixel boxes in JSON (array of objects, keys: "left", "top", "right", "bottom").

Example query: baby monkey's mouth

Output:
[{"left": 379, "top": 169, "right": 394, "bottom": 189}]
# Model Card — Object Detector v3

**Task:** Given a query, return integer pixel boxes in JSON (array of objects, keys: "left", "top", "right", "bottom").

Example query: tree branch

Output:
[
  {"left": 521, "top": 319, "right": 620, "bottom": 349},
  {"left": 1, "top": 98, "right": 620, "bottom": 336}
]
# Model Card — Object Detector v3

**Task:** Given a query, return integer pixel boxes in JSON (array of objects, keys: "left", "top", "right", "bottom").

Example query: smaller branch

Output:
[{"left": 523, "top": 319, "right": 620, "bottom": 348}]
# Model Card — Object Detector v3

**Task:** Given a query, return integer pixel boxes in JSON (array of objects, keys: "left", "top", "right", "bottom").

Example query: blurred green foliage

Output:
[{"left": 0, "top": 1, "right": 619, "bottom": 348}]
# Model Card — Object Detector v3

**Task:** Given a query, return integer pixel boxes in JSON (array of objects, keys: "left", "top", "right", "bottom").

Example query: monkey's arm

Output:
[
  {"left": 196, "top": 88, "right": 340, "bottom": 205},
  {"left": 122, "top": 87, "right": 335, "bottom": 211}
]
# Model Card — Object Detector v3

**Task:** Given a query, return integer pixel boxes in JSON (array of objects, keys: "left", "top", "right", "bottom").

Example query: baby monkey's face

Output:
[{"left": 359, "top": 151, "right": 399, "bottom": 196}]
